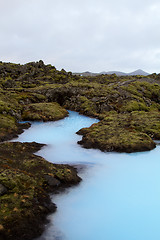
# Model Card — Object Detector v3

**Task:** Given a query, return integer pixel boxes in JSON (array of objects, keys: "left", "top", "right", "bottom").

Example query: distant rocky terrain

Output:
[{"left": 0, "top": 60, "right": 160, "bottom": 239}]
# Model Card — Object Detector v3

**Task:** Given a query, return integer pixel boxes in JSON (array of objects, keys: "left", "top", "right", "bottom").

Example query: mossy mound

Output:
[
  {"left": 22, "top": 102, "right": 68, "bottom": 121},
  {"left": 77, "top": 111, "right": 160, "bottom": 152},
  {"left": 0, "top": 142, "right": 81, "bottom": 240}
]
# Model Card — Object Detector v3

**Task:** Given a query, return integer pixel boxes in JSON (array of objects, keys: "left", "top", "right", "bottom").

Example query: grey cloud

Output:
[{"left": 0, "top": 0, "right": 160, "bottom": 73}]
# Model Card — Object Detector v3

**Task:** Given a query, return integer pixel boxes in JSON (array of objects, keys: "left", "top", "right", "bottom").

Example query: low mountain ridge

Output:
[{"left": 74, "top": 69, "right": 150, "bottom": 76}]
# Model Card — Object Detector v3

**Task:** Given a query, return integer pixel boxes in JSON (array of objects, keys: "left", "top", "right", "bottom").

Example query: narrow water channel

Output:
[{"left": 14, "top": 111, "right": 160, "bottom": 240}]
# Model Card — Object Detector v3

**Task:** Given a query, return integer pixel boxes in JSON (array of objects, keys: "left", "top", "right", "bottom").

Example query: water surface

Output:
[{"left": 15, "top": 111, "right": 160, "bottom": 240}]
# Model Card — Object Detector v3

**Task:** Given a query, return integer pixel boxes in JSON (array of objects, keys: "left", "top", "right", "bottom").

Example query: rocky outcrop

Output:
[
  {"left": 0, "top": 142, "right": 81, "bottom": 240},
  {"left": 22, "top": 102, "right": 68, "bottom": 121},
  {"left": 77, "top": 112, "right": 159, "bottom": 153}
]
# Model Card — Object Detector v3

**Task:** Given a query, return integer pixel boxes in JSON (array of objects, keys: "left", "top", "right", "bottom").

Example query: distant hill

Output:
[
  {"left": 128, "top": 69, "right": 149, "bottom": 76},
  {"left": 74, "top": 69, "right": 150, "bottom": 77}
]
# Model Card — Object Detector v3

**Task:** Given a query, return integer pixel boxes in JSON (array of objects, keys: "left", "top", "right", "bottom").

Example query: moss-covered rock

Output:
[
  {"left": 0, "top": 142, "right": 81, "bottom": 240},
  {"left": 77, "top": 111, "right": 160, "bottom": 152},
  {"left": 22, "top": 102, "right": 68, "bottom": 121}
]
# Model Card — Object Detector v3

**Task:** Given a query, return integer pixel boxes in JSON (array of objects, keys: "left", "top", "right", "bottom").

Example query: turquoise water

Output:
[{"left": 14, "top": 111, "right": 160, "bottom": 240}]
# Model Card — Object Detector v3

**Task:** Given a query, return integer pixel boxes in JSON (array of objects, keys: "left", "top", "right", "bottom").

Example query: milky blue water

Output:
[{"left": 14, "top": 111, "right": 160, "bottom": 240}]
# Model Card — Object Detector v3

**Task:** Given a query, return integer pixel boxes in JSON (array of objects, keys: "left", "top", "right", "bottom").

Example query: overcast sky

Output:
[{"left": 1, "top": 0, "right": 160, "bottom": 73}]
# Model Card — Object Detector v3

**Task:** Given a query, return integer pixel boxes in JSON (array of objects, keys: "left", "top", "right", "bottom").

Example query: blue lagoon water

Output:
[{"left": 14, "top": 111, "right": 160, "bottom": 240}]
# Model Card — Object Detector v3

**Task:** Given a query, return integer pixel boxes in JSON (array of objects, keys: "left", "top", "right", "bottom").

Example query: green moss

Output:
[
  {"left": 0, "top": 114, "right": 17, "bottom": 130},
  {"left": 22, "top": 102, "right": 68, "bottom": 121},
  {"left": 121, "top": 84, "right": 143, "bottom": 97},
  {"left": 79, "top": 96, "right": 97, "bottom": 116},
  {"left": 77, "top": 111, "right": 160, "bottom": 152},
  {"left": 0, "top": 100, "right": 10, "bottom": 113},
  {"left": 121, "top": 100, "right": 149, "bottom": 112},
  {"left": 135, "top": 81, "right": 160, "bottom": 99}
]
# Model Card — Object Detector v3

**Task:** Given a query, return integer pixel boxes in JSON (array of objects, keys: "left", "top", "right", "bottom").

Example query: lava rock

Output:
[
  {"left": 44, "top": 175, "right": 61, "bottom": 187},
  {"left": 0, "top": 184, "right": 7, "bottom": 196}
]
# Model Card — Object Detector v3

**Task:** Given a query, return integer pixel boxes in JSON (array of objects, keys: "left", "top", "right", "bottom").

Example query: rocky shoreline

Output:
[
  {"left": 0, "top": 122, "right": 31, "bottom": 142},
  {"left": 0, "top": 129, "right": 81, "bottom": 240}
]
